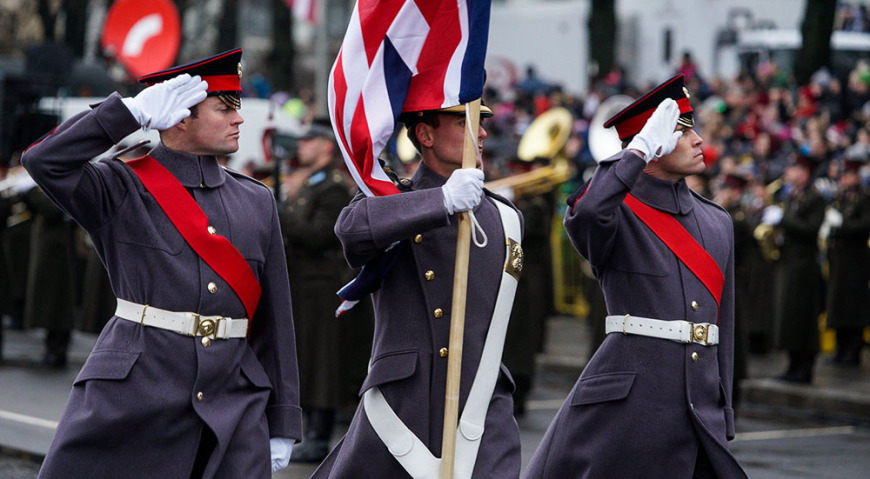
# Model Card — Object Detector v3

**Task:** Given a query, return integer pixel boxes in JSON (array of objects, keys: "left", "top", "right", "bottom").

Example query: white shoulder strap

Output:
[{"left": 363, "top": 199, "right": 522, "bottom": 478}]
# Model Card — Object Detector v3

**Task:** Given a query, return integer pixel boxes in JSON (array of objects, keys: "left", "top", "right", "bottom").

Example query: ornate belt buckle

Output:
[
  {"left": 692, "top": 323, "right": 709, "bottom": 345},
  {"left": 191, "top": 314, "right": 218, "bottom": 338}
]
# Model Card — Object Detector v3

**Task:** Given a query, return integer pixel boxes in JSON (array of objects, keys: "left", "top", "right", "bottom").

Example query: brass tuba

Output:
[
  {"left": 753, "top": 178, "right": 784, "bottom": 262},
  {"left": 484, "top": 107, "right": 574, "bottom": 199}
]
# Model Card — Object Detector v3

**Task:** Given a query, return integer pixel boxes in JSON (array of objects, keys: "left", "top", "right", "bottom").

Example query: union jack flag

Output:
[{"left": 328, "top": 0, "right": 492, "bottom": 197}]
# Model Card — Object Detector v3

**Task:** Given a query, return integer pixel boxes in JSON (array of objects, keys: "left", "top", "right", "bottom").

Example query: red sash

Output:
[
  {"left": 127, "top": 156, "right": 262, "bottom": 320},
  {"left": 624, "top": 193, "right": 724, "bottom": 311}
]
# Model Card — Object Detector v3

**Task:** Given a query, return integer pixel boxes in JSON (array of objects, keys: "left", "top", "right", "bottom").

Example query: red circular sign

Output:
[{"left": 101, "top": 0, "right": 181, "bottom": 79}]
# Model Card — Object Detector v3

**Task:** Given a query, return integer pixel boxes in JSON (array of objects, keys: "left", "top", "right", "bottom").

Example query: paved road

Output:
[{"left": 3, "top": 324, "right": 870, "bottom": 478}]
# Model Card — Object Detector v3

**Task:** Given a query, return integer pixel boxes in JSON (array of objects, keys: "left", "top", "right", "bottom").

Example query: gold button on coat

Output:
[
  {"left": 439, "top": 347, "right": 448, "bottom": 358},
  {"left": 201, "top": 337, "right": 211, "bottom": 347},
  {"left": 425, "top": 270, "right": 435, "bottom": 281},
  {"left": 207, "top": 225, "right": 216, "bottom": 235},
  {"left": 691, "top": 301, "right": 699, "bottom": 311},
  {"left": 433, "top": 308, "right": 443, "bottom": 318},
  {"left": 196, "top": 391, "right": 204, "bottom": 401},
  {"left": 207, "top": 282, "right": 217, "bottom": 293},
  {"left": 691, "top": 352, "right": 699, "bottom": 362},
  {"left": 414, "top": 234, "right": 423, "bottom": 244}
]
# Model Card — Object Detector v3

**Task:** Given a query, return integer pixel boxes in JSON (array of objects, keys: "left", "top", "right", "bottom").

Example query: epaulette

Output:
[
  {"left": 382, "top": 163, "right": 413, "bottom": 192},
  {"left": 111, "top": 140, "right": 151, "bottom": 161}
]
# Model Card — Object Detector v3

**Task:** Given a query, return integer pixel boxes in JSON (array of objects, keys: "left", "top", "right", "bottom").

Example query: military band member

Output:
[
  {"left": 525, "top": 75, "right": 748, "bottom": 479},
  {"left": 21, "top": 49, "right": 301, "bottom": 478},
  {"left": 278, "top": 120, "right": 353, "bottom": 463},
  {"left": 824, "top": 151, "right": 870, "bottom": 366},
  {"left": 762, "top": 153, "right": 826, "bottom": 383},
  {"left": 313, "top": 103, "right": 524, "bottom": 478}
]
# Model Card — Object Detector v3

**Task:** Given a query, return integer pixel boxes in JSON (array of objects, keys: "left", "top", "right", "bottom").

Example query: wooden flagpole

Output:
[{"left": 440, "top": 98, "right": 482, "bottom": 479}]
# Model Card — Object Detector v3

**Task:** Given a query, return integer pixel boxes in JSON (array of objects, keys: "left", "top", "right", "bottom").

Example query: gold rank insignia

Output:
[{"left": 505, "top": 238, "right": 524, "bottom": 280}]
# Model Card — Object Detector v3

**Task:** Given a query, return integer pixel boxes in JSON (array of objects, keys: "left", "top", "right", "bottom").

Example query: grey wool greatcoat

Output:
[
  {"left": 524, "top": 151, "right": 747, "bottom": 479},
  {"left": 21, "top": 93, "right": 302, "bottom": 479},
  {"left": 312, "top": 162, "right": 523, "bottom": 479}
]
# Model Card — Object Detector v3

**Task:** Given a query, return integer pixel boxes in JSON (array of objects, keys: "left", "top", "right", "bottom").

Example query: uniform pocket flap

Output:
[
  {"left": 570, "top": 372, "right": 636, "bottom": 406},
  {"left": 240, "top": 351, "right": 273, "bottom": 389},
  {"left": 360, "top": 350, "right": 418, "bottom": 395},
  {"left": 74, "top": 350, "right": 140, "bottom": 385}
]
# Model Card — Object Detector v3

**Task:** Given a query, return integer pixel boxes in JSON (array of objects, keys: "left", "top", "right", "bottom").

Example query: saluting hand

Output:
[
  {"left": 122, "top": 74, "right": 208, "bottom": 132},
  {"left": 627, "top": 98, "right": 683, "bottom": 163}
]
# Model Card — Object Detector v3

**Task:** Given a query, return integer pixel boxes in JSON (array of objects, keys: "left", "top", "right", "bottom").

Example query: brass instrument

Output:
[
  {"left": 753, "top": 178, "right": 784, "bottom": 262},
  {"left": 588, "top": 95, "right": 634, "bottom": 163},
  {"left": 484, "top": 107, "right": 574, "bottom": 199}
]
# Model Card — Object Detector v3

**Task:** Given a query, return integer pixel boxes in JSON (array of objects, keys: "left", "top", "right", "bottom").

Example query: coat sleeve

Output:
[
  {"left": 563, "top": 150, "right": 646, "bottom": 270},
  {"left": 250, "top": 194, "right": 303, "bottom": 441},
  {"left": 334, "top": 188, "right": 451, "bottom": 268},
  {"left": 20, "top": 93, "right": 141, "bottom": 231}
]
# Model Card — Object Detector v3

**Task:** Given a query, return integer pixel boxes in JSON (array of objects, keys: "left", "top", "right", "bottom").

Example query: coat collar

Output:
[
  {"left": 410, "top": 161, "right": 448, "bottom": 190},
  {"left": 631, "top": 172, "right": 695, "bottom": 215},
  {"left": 149, "top": 144, "right": 227, "bottom": 188}
]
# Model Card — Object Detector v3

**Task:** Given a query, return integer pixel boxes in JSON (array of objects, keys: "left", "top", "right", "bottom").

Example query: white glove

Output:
[
  {"left": 825, "top": 207, "right": 844, "bottom": 228},
  {"left": 442, "top": 168, "right": 484, "bottom": 214},
  {"left": 122, "top": 74, "right": 208, "bottom": 132},
  {"left": 761, "top": 205, "right": 783, "bottom": 226},
  {"left": 270, "top": 437, "right": 295, "bottom": 473},
  {"left": 627, "top": 98, "right": 683, "bottom": 163}
]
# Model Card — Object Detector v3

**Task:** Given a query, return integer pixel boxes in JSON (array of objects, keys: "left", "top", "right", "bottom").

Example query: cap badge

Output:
[
  {"left": 683, "top": 87, "right": 691, "bottom": 99},
  {"left": 237, "top": 62, "right": 243, "bottom": 79}
]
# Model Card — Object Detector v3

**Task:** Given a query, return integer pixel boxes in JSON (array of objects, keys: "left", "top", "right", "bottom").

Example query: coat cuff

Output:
[{"left": 267, "top": 404, "right": 304, "bottom": 441}]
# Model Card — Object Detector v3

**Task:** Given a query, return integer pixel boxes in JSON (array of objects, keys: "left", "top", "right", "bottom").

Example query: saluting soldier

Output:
[
  {"left": 525, "top": 75, "right": 748, "bottom": 479},
  {"left": 761, "top": 153, "right": 827, "bottom": 383},
  {"left": 824, "top": 150, "right": 870, "bottom": 366},
  {"left": 278, "top": 120, "right": 353, "bottom": 463},
  {"left": 313, "top": 102, "right": 525, "bottom": 478},
  {"left": 21, "top": 49, "right": 301, "bottom": 478}
]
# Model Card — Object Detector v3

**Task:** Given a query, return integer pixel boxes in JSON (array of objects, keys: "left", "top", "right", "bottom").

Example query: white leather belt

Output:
[
  {"left": 115, "top": 299, "right": 248, "bottom": 339},
  {"left": 605, "top": 315, "right": 718, "bottom": 346}
]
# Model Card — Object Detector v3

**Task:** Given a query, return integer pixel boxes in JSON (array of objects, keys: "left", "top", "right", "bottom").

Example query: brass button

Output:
[
  {"left": 207, "top": 225, "right": 216, "bottom": 235},
  {"left": 691, "top": 352, "right": 699, "bottom": 362},
  {"left": 425, "top": 270, "right": 435, "bottom": 281},
  {"left": 196, "top": 391, "right": 204, "bottom": 402},
  {"left": 297, "top": 197, "right": 307, "bottom": 206},
  {"left": 691, "top": 301, "right": 699, "bottom": 311},
  {"left": 433, "top": 308, "right": 443, "bottom": 318},
  {"left": 207, "top": 282, "right": 218, "bottom": 293},
  {"left": 400, "top": 178, "right": 411, "bottom": 185},
  {"left": 439, "top": 347, "right": 448, "bottom": 358},
  {"left": 414, "top": 234, "right": 423, "bottom": 244},
  {"left": 201, "top": 337, "right": 211, "bottom": 347},
  {"left": 199, "top": 183, "right": 206, "bottom": 189}
]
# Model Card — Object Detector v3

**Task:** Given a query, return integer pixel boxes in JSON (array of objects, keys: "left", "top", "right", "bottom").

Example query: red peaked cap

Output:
[
  {"left": 604, "top": 74, "right": 695, "bottom": 141},
  {"left": 137, "top": 48, "right": 243, "bottom": 109}
]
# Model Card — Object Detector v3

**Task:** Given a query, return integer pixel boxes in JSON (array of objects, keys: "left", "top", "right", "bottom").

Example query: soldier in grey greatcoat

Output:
[
  {"left": 278, "top": 121, "right": 353, "bottom": 463},
  {"left": 525, "top": 75, "right": 748, "bottom": 479},
  {"left": 313, "top": 103, "right": 524, "bottom": 478},
  {"left": 21, "top": 49, "right": 301, "bottom": 479}
]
